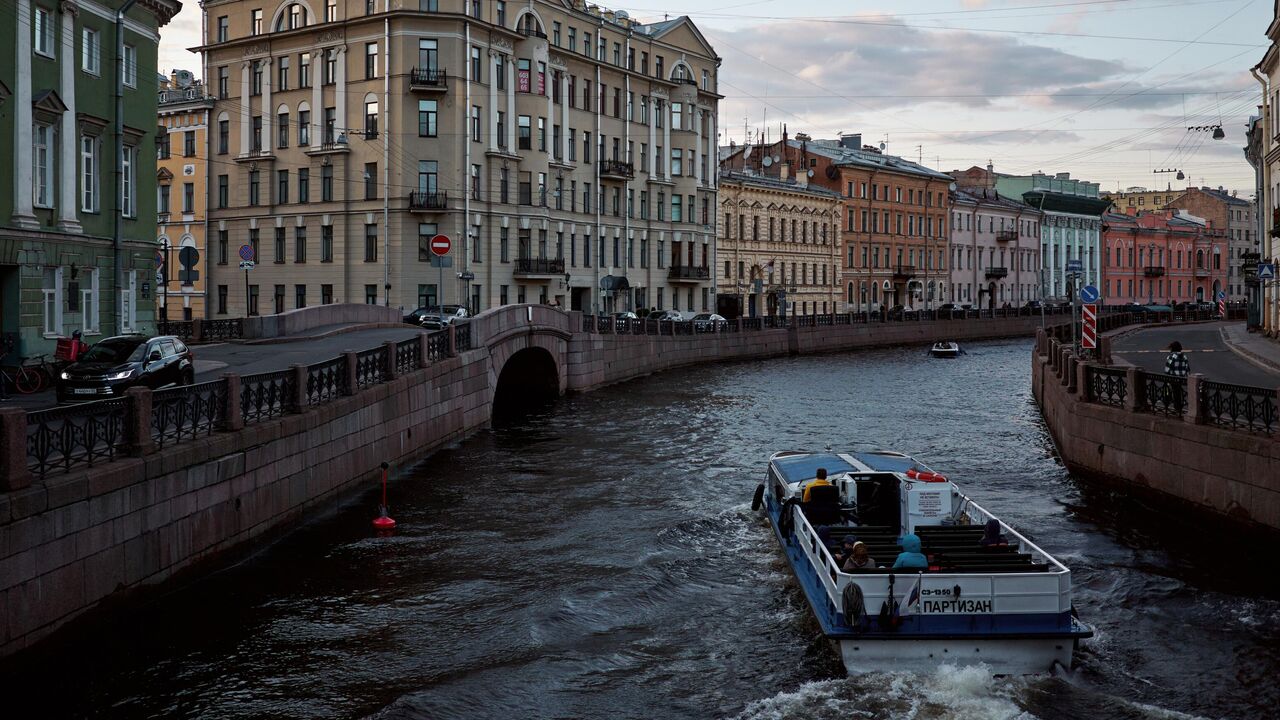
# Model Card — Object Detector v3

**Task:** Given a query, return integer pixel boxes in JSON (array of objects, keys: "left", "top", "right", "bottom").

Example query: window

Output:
[
  {"left": 252, "top": 61, "right": 263, "bottom": 95},
  {"left": 321, "top": 225, "right": 333, "bottom": 261},
  {"left": 418, "top": 100, "right": 438, "bottom": 137},
  {"left": 295, "top": 285, "right": 307, "bottom": 309},
  {"left": 298, "top": 110, "right": 310, "bottom": 145},
  {"left": 251, "top": 115, "right": 263, "bottom": 151},
  {"left": 326, "top": 0, "right": 337, "bottom": 21},
  {"left": 277, "top": 170, "right": 289, "bottom": 203},
  {"left": 672, "top": 149, "right": 683, "bottom": 176},
  {"left": 365, "top": 224, "right": 378, "bottom": 261},
  {"left": 471, "top": 46, "right": 482, "bottom": 81},
  {"left": 80, "top": 135, "right": 99, "bottom": 212},
  {"left": 324, "top": 49, "right": 337, "bottom": 84},
  {"left": 418, "top": 223, "right": 439, "bottom": 261},
  {"left": 42, "top": 267, "right": 62, "bottom": 336},
  {"left": 274, "top": 227, "right": 286, "bottom": 262},
  {"left": 365, "top": 42, "right": 378, "bottom": 78},
  {"left": 471, "top": 164, "right": 481, "bottom": 200},
  {"left": 365, "top": 99, "right": 378, "bottom": 138},
  {"left": 278, "top": 112, "right": 290, "bottom": 147},
  {"left": 249, "top": 170, "right": 260, "bottom": 206},
  {"left": 298, "top": 168, "right": 309, "bottom": 203},
  {"left": 123, "top": 45, "right": 137, "bottom": 87},
  {"left": 121, "top": 146, "right": 136, "bottom": 216},
  {"left": 365, "top": 162, "right": 378, "bottom": 200},
  {"left": 252, "top": 9, "right": 263, "bottom": 35},
  {"left": 217, "top": 175, "right": 228, "bottom": 208},
  {"left": 82, "top": 28, "right": 100, "bottom": 74},
  {"left": 295, "top": 227, "right": 307, "bottom": 263},
  {"left": 217, "top": 16, "right": 229, "bottom": 43},
  {"left": 34, "top": 7, "right": 54, "bottom": 57},
  {"left": 672, "top": 195, "right": 683, "bottom": 223},
  {"left": 248, "top": 284, "right": 259, "bottom": 316},
  {"left": 323, "top": 107, "right": 336, "bottom": 144},
  {"left": 182, "top": 182, "right": 194, "bottom": 213},
  {"left": 419, "top": 39, "right": 438, "bottom": 71},
  {"left": 277, "top": 56, "right": 290, "bottom": 90},
  {"left": 158, "top": 184, "right": 170, "bottom": 215},
  {"left": 518, "top": 115, "right": 531, "bottom": 149},
  {"left": 569, "top": 26, "right": 576, "bottom": 52},
  {"left": 471, "top": 105, "right": 481, "bottom": 142},
  {"left": 300, "top": 52, "right": 312, "bottom": 87},
  {"left": 274, "top": 284, "right": 285, "bottom": 314},
  {"left": 218, "top": 66, "right": 229, "bottom": 98},
  {"left": 322, "top": 165, "right": 333, "bottom": 201}
]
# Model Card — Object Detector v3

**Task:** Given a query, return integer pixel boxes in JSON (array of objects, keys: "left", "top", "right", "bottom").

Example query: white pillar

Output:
[
  {"left": 506, "top": 59, "right": 516, "bottom": 152},
  {"left": 546, "top": 73, "right": 555, "bottom": 160},
  {"left": 12, "top": 0, "right": 38, "bottom": 228},
  {"left": 261, "top": 58, "right": 272, "bottom": 154},
  {"left": 57, "top": 1, "right": 81, "bottom": 232},
  {"left": 662, "top": 100, "right": 671, "bottom": 178},
  {"left": 708, "top": 113, "right": 717, "bottom": 189},
  {"left": 487, "top": 52, "right": 498, "bottom": 153},
  {"left": 239, "top": 62, "right": 251, "bottom": 154},
  {"left": 310, "top": 51, "right": 322, "bottom": 148},
  {"left": 335, "top": 47, "right": 347, "bottom": 139},
  {"left": 560, "top": 70, "right": 569, "bottom": 161},
  {"left": 693, "top": 108, "right": 702, "bottom": 186},
  {"left": 647, "top": 101, "right": 657, "bottom": 177}
]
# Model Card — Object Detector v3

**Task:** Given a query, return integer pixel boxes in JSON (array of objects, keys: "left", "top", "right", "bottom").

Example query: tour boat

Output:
[
  {"left": 751, "top": 450, "right": 1092, "bottom": 675},
  {"left": 929, "top": 341, "right": 962, "bottom": 358}
]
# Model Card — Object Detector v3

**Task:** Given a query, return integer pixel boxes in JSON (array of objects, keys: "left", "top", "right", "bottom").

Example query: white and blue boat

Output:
[{"left": 752, "top": 450, "right": 1092, "bottom": 675}]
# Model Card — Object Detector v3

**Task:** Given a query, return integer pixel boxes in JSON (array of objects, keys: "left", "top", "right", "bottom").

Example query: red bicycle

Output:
[{"left": 0, "top": 354, "right": 58, "bottom": 394}]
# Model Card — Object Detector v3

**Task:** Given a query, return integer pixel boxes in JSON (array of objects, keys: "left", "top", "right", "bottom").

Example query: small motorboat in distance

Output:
[
  {"left": 930, "top": 341, "right": 962, "bottom": 358},
  {"left": 751, "top": 450, "right": 1092, "bottom": 675}
]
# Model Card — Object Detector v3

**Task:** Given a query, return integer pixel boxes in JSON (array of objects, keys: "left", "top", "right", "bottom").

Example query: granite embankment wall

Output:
[
  {"left": 0, "top": 306, "right": 1062, "bottom": 658},
  {"left": 1031, "top": 330, "right": 1280, "bottom": 533}
]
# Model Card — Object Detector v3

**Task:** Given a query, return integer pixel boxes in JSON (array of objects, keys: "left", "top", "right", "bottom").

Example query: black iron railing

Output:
[
  {"left": 668, "top": 265, "right": 710, "bottom": 280},
  {"left": 1144, "top": 266, "right": 1166, "bottom": 277},
  {"left": 514, "top": 257, "right": 565, "bottom": 275},
  {"left": 454, "top": 322, "right": 472, "bottom": 351},
  {"left": 26, "top": 399, "right": 127, "bottom": 478},
  {"left": 396, "top": 337, "right": 421, "bottom": 375},
  {"left": 995, "top": 229, "right": 1018, "bottom": 242},
  {"left": 1201, "top": 380, "right": 1278, "bottom": 433},
  {"left": 1140, "top": 372, "right": 1186, "bottom": 417},
  {"left": 598, "top": 159, "right": 635, "bottom": 179},
  {"left": 204, "top": 318, "right": 244, "bottom": 342},
  {"left": 157, "top": 320, "right": 194, "bottom": 340},
  {"left": 355, "top": 347, "right": 388, "bottom": 388},
  {"left": 426, "top": 330, "right": 449, "bottom": 362},
  {"left": 408, "top": 191, "right": 448, "bottom": 210},
  {"left": 306, "top": 357, "right": 348, "bottom": 404},
  {"left": 1087, "top": 366, "right": 1127, "bottom": 406},
  {"left": 893, "top": 265, "right": 916, "bottom": 279},
  {"left": 409, "top": 67, "right": 447, "bottom": 88},
  {"left": 151, "top": 380, "right": 226, "bottom": 449},
  {"left": 241, "top": 369, "right": 297, "bottom": 424},
  {"left": 985, "top": 267, "right": 1008, "bottom": 279}
]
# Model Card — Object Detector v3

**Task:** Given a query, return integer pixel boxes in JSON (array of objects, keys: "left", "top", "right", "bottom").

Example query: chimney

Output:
[
  {"left": 779, "top": 161, "right": 790, "bottom": 181},
  {"left": 797, "top": 167, "right": 809, "bottom": 187},
  {"left": 840, "top": 133, "right": 862, "bottom": 150}
]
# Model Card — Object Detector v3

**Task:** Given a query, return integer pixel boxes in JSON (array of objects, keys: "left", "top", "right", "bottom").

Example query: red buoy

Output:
[{"left": 372, "top": 462, "right": 396, "bottom": 530}]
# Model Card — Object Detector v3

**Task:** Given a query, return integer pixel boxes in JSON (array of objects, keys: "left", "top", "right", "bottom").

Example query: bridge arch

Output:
[{"left": 475, "top": 305, "right": 572, "bottom": 422}]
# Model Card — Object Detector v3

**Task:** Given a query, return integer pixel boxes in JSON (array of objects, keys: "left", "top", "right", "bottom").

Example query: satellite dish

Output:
[
  {"left": 762, "top": 156, "right": 773, "bottom": 167},
  {"left": 879, "top": 142, "right": 887, "bottom": 150},
  {"left": 772, "top": 155, "right": 781, "bottom": 164},
  {"left": 807, "top": 169, "right": 815, "bottom": 178},
  {"left": 825, "top": 165, "right": 838, "bottom": 180},
  {"left": 949, "top": 182, "right": 957, "bottom": 191}
]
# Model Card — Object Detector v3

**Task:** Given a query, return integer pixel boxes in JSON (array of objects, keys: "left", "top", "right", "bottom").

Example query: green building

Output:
[{"left": 1, "top": 0, "right": 180, "bottom": 359}]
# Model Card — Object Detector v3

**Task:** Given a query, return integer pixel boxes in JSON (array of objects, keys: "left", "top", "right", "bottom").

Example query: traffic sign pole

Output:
[
  {"left": 430, "top": 235, "right": 451, "bottom": 308},
  {"left": 1082, "top": 303, "right": 1097, "bottom": 350},
  {"left": 239, "top": 244, "right": 255, "bottom": 316}
]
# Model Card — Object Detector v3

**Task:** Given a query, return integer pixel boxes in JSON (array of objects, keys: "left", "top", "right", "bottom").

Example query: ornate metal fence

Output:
[
  {"left": 1087, "top": 366, "right": 1128, "bottom": 407},
  {"left": 241, "top": 369, "right": 297, "bottom": 424},
  {"left": 203, "top": 319, "right": 244, "bottom": 342},
  {"left": 454, "top": 322, "right": 472, "bottom": 351},
  {"left": 426, "top": 330, "right": 449, "bottom": 362},
  {"left": 156, "top": 320, "right": 194, "bottom": 341},
  {"left": 355, "top": 347, "right": 388, "bottom": 388},
  {"left": 1201, "top": 380, "right": 1278, "bottom": 433},
  {"left": 1140, "top": 372, "right": 1187, "bottom": 417},
  {"left": 306, "top": 357, "right": 348, "bottom": 404},
  {"left": 395, "top": 337, "right": 422, "bottom": 375},
  {"left": 26, "top": 399, "right": 127, "bottom": 478},
  {"left": 151, "top": 381, "right": 227, "bottom": 449}
]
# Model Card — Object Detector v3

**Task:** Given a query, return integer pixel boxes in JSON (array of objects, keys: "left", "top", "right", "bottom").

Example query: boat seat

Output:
[{"left": 802, "top": 484, "right": 844, "bottom": 527}]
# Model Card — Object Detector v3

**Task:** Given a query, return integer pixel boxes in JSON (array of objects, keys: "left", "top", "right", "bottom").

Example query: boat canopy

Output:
[
  {"left": 850, "top": 451, "right": 932, "bottom": 474},
  {"left": 772, "top": 453, "right": 856, "bottom": 484}
]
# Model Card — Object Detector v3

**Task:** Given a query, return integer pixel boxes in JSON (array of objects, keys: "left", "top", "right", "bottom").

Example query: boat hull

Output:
[
  {"left": 930, "top": 349, "right": 961, "bottom": 359},
  {"left": 839, "top": 636, "right": 1074, "bottom": 675}
]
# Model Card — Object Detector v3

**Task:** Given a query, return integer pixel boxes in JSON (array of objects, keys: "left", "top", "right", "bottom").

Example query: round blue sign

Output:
[
  {"left": 1216, "top": 290, "right": 1226, "bottom": 300},
  {"left": 1080, "top": 285, "right": 1099, "bottom": 304},
  {"left": 238, "top": 244, "right": 255, "bottom": 262}
]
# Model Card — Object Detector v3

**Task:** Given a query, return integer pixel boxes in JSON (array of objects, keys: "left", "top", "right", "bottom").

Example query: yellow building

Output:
[
  {"left": 156, "top": 70, "right": 214, "bottom": 320},
  {"left": 1101, "top": 187, "right": 1183, "bottom": 214}
]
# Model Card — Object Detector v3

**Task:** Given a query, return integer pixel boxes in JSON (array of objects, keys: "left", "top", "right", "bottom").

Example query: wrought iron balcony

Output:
[
  {"left": 408, "top": 191, "right": 448, "bottom": 211},
  {"left": 892, "top": 264, "right": 916, "bottom": 280},
  {"left": 1195, "top": 266, "right": 1211, "bottom": 277},
  {"left": 520, "top": 26, "right": 548, "bottom": 39},
  {"left": 668, "top": 265, "right": 710, "bottom": 282},
  {"left": 598, "top": 159, "right": 635, "bottom": 180},
  {"left": 409, "top": 67, "right": 447, "bottom": 91},
  {"left": 514, "top": 257, "right": 565, "bottom": 276},
  {"left": 672, "top": 76, "right": 698, "bottom": 86},
  {"left": 985, "top": 266, "right": 1008, "bottom": 279},
  {"left": 995, "top": 229, "right": 1018, "bottom": 242},
  {"left": 1144, "top": 265, "right": 1166, "bottom": 277}
]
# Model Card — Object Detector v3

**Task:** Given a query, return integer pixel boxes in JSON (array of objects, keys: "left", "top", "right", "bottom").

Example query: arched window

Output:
[
  {"left": 1196, "top": 249, "right": 1205, "bottom": 269},
  {"left": 275, "top": 3, "right": 308, "bottom": 31}
]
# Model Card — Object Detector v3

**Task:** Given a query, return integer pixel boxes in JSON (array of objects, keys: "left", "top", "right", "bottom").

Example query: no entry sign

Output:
[
  {"left": 430, "top": 234, "right": 451, "bottom": 257},
  {"left": 1081, "top": 303, "right": 1097, "bottom": 350}
]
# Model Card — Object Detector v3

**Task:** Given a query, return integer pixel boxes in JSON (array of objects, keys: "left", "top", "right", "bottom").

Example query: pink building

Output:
[{"left": 1101, "top": 210, "right": 1228, "bottom": 305}]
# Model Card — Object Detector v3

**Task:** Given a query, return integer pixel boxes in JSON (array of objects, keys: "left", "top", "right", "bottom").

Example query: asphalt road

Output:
[{"left": 1111, "top": 321, "right": 1280, "bottom": 387}]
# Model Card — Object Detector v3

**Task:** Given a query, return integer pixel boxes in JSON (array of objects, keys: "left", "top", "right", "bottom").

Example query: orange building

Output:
[{"left": 156, "top": 70, "right": 214, "bottom": 320}]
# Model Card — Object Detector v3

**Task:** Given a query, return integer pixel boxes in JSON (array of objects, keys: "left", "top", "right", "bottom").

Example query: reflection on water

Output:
[{"left": 4, "top": 339, "right": 1277, "bottom": 719}]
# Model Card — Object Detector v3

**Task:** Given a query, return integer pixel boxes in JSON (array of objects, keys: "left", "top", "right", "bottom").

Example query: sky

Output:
[{"left": 157, "top": 0, "right": 1274, "bottom": 197}]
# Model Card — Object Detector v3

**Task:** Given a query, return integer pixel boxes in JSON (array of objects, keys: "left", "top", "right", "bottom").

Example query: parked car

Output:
[
  {"left": 57, "top": 335, "right": 195, "bottom": 404},
  {"left": 936, "top": 303, "right": 964, "bottom": 317},
  {"left": 1023, "top": 300, "right": 1044, "bottom": 310},
  {"left": 691, "top": 313, "right": 727, "bottom": 331},
  {"left": 403, "top": 307, "right": 434, "bottom": 325},
  {"left": 647, "top": 310, "right": 684, "bottom": 322},
  {"left": 419, "top": 314, "right": 451, "bottom": 331},
  {"left": 613, "top": 311, "right": 639, "bottom": 320},
  {"left": 414, "top": 305, "right": 470, "bottom": 324}
]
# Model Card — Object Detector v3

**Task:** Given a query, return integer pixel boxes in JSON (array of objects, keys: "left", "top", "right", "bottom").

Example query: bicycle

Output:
[{"left": 0, "top": 354, "right": 59, "bottom": 394}]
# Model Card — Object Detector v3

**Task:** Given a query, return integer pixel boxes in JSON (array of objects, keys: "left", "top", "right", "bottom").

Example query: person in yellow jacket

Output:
[{"left": 802, "top": 468, "right": 831, "bottom": 502}]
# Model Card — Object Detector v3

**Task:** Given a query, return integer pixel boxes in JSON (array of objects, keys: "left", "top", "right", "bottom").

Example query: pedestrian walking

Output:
[{"left": 1164, "top": 341, "right": 1190, "bottom": 377}]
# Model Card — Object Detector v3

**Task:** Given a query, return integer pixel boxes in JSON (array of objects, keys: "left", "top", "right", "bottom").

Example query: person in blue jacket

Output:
[{"left": 892, "top": 533, "right": 928, "bottom": 569}]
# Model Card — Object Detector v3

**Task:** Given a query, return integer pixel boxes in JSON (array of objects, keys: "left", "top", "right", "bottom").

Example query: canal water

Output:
[{"left": 8, "top": 339, "right": 1279, "bottom": 719}]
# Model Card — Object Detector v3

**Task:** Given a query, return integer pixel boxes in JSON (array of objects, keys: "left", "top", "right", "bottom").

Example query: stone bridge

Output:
[{"left": 0, "top": 305, "right": 1065, "bottom": 657}]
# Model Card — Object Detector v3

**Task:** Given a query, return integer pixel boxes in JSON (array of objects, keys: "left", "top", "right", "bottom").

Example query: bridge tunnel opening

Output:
[{"left": 492, "top": 347, "right": 561, "bottom": 424}]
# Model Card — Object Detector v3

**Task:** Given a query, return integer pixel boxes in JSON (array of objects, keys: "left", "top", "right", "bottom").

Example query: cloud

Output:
[
  {"left": 159, "top": 10, "right": 203, "bottom": 75},
  {"left": 929, "top": 129, "right": 1085, "bottom": 145}
]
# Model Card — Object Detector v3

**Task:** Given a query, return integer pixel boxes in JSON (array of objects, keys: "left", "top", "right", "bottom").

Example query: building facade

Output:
[
  {"left": 1100, "top": 186, "right": 1185, "bottom": 214},
  {"left": 1256, "top": 1, "right": 1280, "bottom": 337},
  {"left": 715, "top": 168, "right": 841, "bottom": 317},
  {"left": 1101, "top": 210, "right": 1228, "bottom": 305},
  {"left": 1, "top": 0, "right": 180, "bottom": 357},
  {"left": 947, "top": 167, "right": 1043, "bottom": 308},
  {"left": 995, "top": 172, "right": 1109, "bottom": 301},
  {"left": 1165, "top": 186, "right": 1256, "bottom": 301},
  {"left": 157, "top": 69, "right": 213, "bottom": 320},
  {"left": 1245, "top": 114, "right": 1268, "bottom": 328},
  {"left": 200, "top": 1, "right": 719, "bottom": 319}
]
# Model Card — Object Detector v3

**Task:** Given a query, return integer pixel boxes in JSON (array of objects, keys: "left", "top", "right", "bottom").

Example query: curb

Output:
[{"left": 1219, "top": 326, "right": 1280, "bottom": 375}]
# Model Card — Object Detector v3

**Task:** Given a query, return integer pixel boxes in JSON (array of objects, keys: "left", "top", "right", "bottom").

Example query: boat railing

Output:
[{"left": 959, "top": 495, "right": 1071, "bottom": 574}]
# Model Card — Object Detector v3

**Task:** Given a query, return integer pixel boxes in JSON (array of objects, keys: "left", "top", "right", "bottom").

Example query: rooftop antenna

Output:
[{"left": 916, "top": 144, "right": 923, "bottom": 164}]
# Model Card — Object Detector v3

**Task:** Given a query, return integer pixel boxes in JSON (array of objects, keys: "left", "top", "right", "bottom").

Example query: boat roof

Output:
[{"left": 770, "top": 450, "right": 936, "bottom": 483}]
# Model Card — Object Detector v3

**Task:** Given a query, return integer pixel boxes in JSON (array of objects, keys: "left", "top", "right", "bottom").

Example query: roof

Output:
[
  {"left": 719, "top": 171, "right": 843, "bottom": 200},
  {"left": 789, "top": 140, "right": 953, "bottom": 182},
  {"left": 1022, "top": 191, "right": 1111, "bottom": 217},
  {"left": 951, "top": 187, "right": 1041, "bottom": 213},
  {"left": 772, "top": 453, "right": 856, "bottom": 484},
  {"left": 1183, "top": 186, "right": 1251, "bottom": 207}
]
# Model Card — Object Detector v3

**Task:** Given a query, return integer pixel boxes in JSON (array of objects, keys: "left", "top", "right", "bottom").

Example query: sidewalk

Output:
[{"left": 1220, "top": 324, "right": 1280, "bottom": 376}]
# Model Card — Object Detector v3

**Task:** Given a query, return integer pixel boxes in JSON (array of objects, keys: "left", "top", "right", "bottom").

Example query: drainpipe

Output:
[
  {"left": 594, "top": 58, "right": 601, "bottom": 315},
  {"left": 462, "top": 19, "right": 472, "bottom": 310},
  {"left": 114, "top": 0, "right": 139, "bottom": 333},
  {"left": 382, "top": 10, "right": 391, "bottom": 306},
  {"left": 1252, "top": 65, "right": 1273, "bottom": 336}
]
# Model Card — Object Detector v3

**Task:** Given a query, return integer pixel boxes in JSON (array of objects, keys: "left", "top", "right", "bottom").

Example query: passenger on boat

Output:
[
  {"left": 979, "top": 519, "right": 1009, "bottom": 547},
  {"left": 841, "top": 541, "right": 877, "bottom": 571},
  {"left": 801, "top": 468, "right": 831, "bottom": 502},
  {"left": 891, "top": 534, "right": 929, "bottom": 570}
]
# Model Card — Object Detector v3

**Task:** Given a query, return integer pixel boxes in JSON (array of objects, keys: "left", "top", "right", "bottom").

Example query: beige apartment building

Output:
[
  {"left": 199, "top": 0, "right": 720, "bottom": 318},
  {"left": 157, "top": 70, "right": 214, "bottom": 321},
  {"left": 716, "top": 168, "right": 842, "bottom": 317}
]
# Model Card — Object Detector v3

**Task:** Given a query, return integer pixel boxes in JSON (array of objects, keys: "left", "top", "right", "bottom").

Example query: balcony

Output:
[
  {"left": 514, "top": 257, "right": 565, "bottom": 277},
  {"left": 519, "top": 26, "right": 548, "bottom": 39},
  {"left": 668, "top": 265, "right": 710, "bottom": 282},
  {"left": 985, "top": 266, "right": 1008, "bottom": 279},
  {"left": 234, "top": 149, "right": 276, "bottom": 164},
  {"left": 892, "top": 264, "right": 916, "bottom": 280},
  {"left": 408, "top": 191, "right": 448, "bottom": 212},
  {"left": 409, "top": 67, "right": 448, "bottom": 92},
  {"left": 303, "top": 141, "right": 350, "bottom": 157},
  {"left": 1195, "top": 266, "right": 1211, "bottom": 278},
  {"left": 598, "top": 159, "right": 634, "bottom": 180},
  {"left": 672, "top": 76, "right": 698, "bottom": 87},
  {"left": 1144, "top": 265, "right": 1166, "bottom": 277},
  {"left": 995, "top": 229, "right": 1018, "bottom": 242}
]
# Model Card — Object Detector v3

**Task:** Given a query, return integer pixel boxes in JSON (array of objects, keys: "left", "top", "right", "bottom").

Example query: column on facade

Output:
[
  {"left": 240, "top": 62, "right": 251, "bottom": 153},
  {"left": 662, "top": 101, "right": 671, "bottom": 178},
  {"left": 693, "top": 108, "right": 702, "bottom": 186},
  {"left": 506, "top": 58, "right": 516, "bottom": 152},
  {"left": 261, "top": 58, "right": 272, "bottom": 154},
  {"left": 546, "top": 76, "right": 555, "bottom": 161},
  {"left": 560, "top": 70, "right": 569, "bottom": 161},
  {"left": 12, "top": 0, "right": 37, "bottom": 228},
  {"left": 647, "top": 101, "right": 657, "bottom": 176},
  {"left": 57, "top": 0, "right": 81, "bottom": 232},
  {"left": 708, "top": 114, "right": 717, "bottom": 190},
  {"left": 310, "top": 52, "right": 322, "bottom": 148},
  {"left": 335, "top": 48, "right": 347, "bottom": 140},
  {"left": 487, "top": 52, "right": 498, "bottom": 152},
  {"left": 1047, "top": 224, "right": 1057, "bottom": 297}
]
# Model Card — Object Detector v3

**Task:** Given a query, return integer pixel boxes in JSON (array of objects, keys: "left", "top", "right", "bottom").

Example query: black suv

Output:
[{"left": 57, "top": 335, "right": 195, "bottom": 403}]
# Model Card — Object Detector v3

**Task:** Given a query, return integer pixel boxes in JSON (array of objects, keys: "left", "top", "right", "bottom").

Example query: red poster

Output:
[
  {"left": 517, "top": 69, "right": 530, "bottom": 93},
  {"left": 538, "top": 72, "right": 545, "bottom": 95}
]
